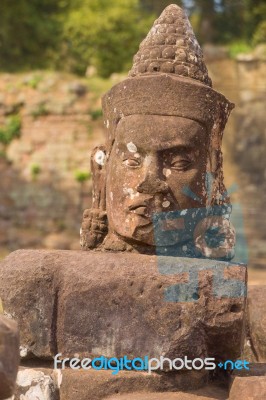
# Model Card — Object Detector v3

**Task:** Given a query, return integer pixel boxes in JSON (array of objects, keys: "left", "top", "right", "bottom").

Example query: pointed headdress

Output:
[{"left": 102, "top": 4, "right": 234, "bottom": 146}]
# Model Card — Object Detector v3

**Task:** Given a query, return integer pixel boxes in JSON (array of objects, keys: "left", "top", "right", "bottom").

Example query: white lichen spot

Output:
[
  {"left": 20, "top": 346, "right": 28, "bottom": 358},
  {"left": 94, "top": 150, "right": 106, "bottom": 166},
  {"left": 180, "top": 210, "right": 187, "bottom": 216},
  {"left": 123, "top": 187, "right": 138, "bottom": 199},
  {"left": 127, "top": 142, "right": 138, "bottom": 153},
  {"left": 182, "top": 245, "right": 188, "bottom": 251},
  {"left": 145, "top": 156, "right": 152, "bottom": 166},
  {"left": 163, "top": 168, "right": 171, "bottom": 177},
  {"left": 162, "top": 201, "right": 170, "bottom": 208},
  {"left": 106, "top": 119, "right": 110, "bottom": 129}
]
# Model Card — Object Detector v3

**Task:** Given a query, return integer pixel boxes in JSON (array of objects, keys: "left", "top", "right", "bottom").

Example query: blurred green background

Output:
[{"left": 0, "top": 0, "right": 265, "bottom": 77}]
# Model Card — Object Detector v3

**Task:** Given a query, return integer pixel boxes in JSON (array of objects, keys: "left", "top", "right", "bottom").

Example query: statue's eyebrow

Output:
[{"left": 161, "top": 144, "right": 195, "bottom": 155}]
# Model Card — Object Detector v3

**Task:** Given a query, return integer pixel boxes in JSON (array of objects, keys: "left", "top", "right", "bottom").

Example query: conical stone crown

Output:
[{"left": 128, "top": 4, "right": 212, "bottom": 87}]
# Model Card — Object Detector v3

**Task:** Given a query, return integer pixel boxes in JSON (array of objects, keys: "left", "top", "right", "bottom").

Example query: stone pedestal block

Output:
[
  {"left": 59, "top": 369, "right": 206, "bottom": 400},
  {"left": 0, "top": 250, "right": 246, "bottom": 372},
  {"left": 12, "top": 368, "right": 225, "bottom": 400},
  {"left": 105, "top": 387, "right": 228, "bottom": 400},
  {"left": 247, "top": 285, "right": 266, "bottom": 362},
  {"left": 229, "top": 376, "right": 266, "bottom": 399},
  {"left": 0, "top": 315, "right": 19, "bottom": 400}
]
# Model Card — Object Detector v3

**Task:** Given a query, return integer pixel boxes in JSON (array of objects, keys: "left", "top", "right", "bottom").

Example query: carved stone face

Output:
[{"left": 106, "top": 115, "right": 210, "bottom": 246}]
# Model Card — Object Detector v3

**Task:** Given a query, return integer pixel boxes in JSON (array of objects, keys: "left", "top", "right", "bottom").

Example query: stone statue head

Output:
[{"left": 80, "top": 4, "right": 235, "bottom": 257}]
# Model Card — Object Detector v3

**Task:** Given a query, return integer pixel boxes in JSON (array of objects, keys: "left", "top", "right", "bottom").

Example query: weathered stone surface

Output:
[
  {"left": 11, "top": 368, "right": 226, "bottom": 400},
  {"left": 105, "top": 384, "right": 228, "bottom": 400},
  {"left": 229, "top": 376, "right": 266, "bottom": 400},
  {"left": 0, "top": 250, "right": 246, "bottom": 370},
  {"left": 0, "top": 251, "right": 57, "bottom": 359},
  {"left": 247, "top": 285, "right": 266, "bottom": 361},
  {"left": 12, "top": 368, "right": 59, "bottom": 400},
  {"left": 59, "top": 369, "right": 206, "bottom": 400},
  {"left": 231, "top": 363, "right": 266, "bottom": 379},
  {"left": 0, "top": 315, "right": 19, "bottom": 399}
]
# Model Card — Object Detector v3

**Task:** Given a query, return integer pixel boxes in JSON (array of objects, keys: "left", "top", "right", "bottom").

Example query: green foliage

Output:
[
  {"left": 0, "top": 115, "right": 21, "bottom": 145},
  {"left": 30, "top": 163, "right": 41, "bottom": 179},
  {"left": 244, "top": 0, "right": 266, "bottom": 41},
  {"left": 0, "top": 0, "right": 265, "bottom": 75},
  {"left": 25, "top": 75, "right": 43, "bottom": 90},
  {"left": 141, "top": 0, "right": 183, "bottom": 14},
  {"left": 0, "top": 0, "right": 67, "bottom": 71},
  {"left": 31, "top": 102, "right": 49, "bottom": 118},
  {"left": 228, "top": 41, "right": 252, "bottom": 59},
  {"left": 90, "top": 109, "right": 103, "bottom": 121},
  {"left": 60, "top": 0, "right": 154, "bottom": 77},
  {"left": 74, "top": 170, "right": 91, "bottom": 183},
  {"left": 253, "top": 21, "right": 266, "bottom": 46},
  {"left": 86, "top": 75, "right": 115, "bottom": 98},
  {"left": 0, "top": 150, "right": 7, "bottom": 159}
]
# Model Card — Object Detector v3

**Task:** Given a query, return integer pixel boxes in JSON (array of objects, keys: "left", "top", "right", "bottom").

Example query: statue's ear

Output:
[
  {"left": 208, "top": 148, "right": 220, "bottom": 176},
  {"left": 80, "top": 145, "right": 108, "bottom": 250},
  {"left": 91, "top": 145, "right": 107, "bottom": 211}
]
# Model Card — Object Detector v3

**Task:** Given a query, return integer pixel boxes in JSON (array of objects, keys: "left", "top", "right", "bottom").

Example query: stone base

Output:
[
  {"left": 0, "top": 315, "right": 19, "bottom": 400},
  {"left": 0, "top": 249, "right": 247, "bottom": 370},
  {"left": 11, "top": 366, "right": 266, "bottom": 400},
  {"left": 229, "top": 363, "right": 266, "bottom": 400},
  {"left": 12, "top": 368, "right": 225, "bottom": 400},
  {"left": 104, "top": 387, "right": 227, "bottom": 400},
  {"left": 247, "top": 285, "right": 266, "bottom": 362},
  {"left": 229, "top": 376, "right": 266, "bottom": 400}
]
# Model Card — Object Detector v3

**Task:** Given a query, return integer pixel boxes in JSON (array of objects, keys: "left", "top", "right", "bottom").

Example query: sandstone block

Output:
[
  {"left": 59, "top": 369, "right": 206, "bottom": 400},
  {"left": 104, "top": 383, "right": 228, "bottom": 400},
  {"left": 247, "top": 285, "right": 266, "bottom": 362},
  {"left": 0, "top": 250, "right": 246, "bottom": 371},
  {"left": 229, "top": 376, "right": 266, "bottom": 400},
  {"left": 230, "top": 362, "right": 266, "bottom": 379},
  {"left": 0, "top": 250, "right": 57, "bottom": 359},
  {"left": 0, "top": 315, "right": 19, "bottom": 399},
  {"left": 10, "top": 368, "right": 226, "bottom": 400}
]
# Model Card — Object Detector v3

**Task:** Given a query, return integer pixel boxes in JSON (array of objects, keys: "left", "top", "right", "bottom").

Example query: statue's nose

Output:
[{"left": 137, "top": 174, "right": 169, "bottom": 195}]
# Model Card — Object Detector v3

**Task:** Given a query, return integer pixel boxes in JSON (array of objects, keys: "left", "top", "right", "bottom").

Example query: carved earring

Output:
[{"left": 80, "top": 145, "right": 108, "bottom": 249}]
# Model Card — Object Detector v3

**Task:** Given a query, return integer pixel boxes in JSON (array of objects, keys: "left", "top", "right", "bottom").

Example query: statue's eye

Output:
[
  {"left": 123, "top": 158, "right": 140, "bottom": 168},
  {"left": 170, "top": 158, "right": 191, "bottom": 171}
]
